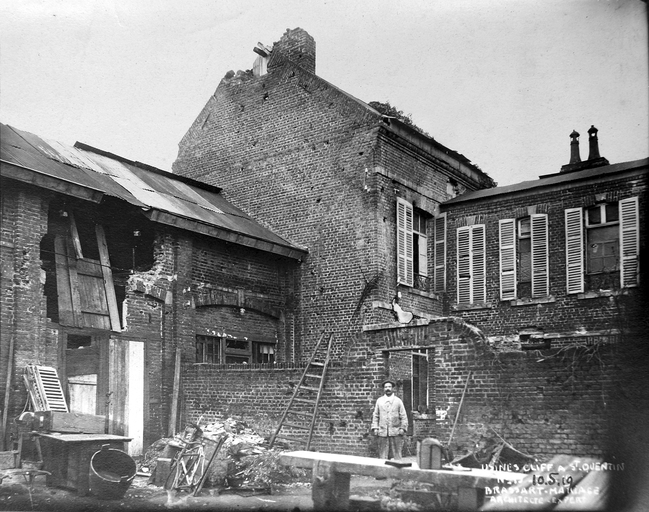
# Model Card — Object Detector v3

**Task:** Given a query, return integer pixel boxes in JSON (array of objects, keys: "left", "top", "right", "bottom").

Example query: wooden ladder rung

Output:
[
  {"left": 274, "top": 434, "right": 306, "bottom": 443},
  {"left": 305, "top": 373, "right": 323, "bottom": 380},
  {"left": 300, "top": 385, "right": 320, "bottom": 392},
  {"left": 293, "top": 397, "right": 317, "bottom": 404},
  {"left": 287, "top": 410, "right": 314, "bottom": 418},
  {"left": 283, "top": 423, "right": 310, "bottom": 430},
  {"left": 310, "top": 362, "right": 325, "bottom": 367}
]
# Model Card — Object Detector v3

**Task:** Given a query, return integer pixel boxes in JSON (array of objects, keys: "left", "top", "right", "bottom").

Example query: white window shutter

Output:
[
  {"left": 531, "top": 214, "right": 549, "bottom": 297},
  {"left": 565, "top": 208, "right": 584, "bottom": 294},
  {"left": 434, "top": 213, "right": 446, "bottom": 292},
  {"left": 418, "top": 232, "right": 428, "bottom": 277},
  {"left": 397, "top": 199, "right": 414, "bottom": 286},
  {"left": 619, "top": 197, "right": 639, "bottom": 288},
  {"left": 472, "top": 225, "right": 486, "bottom": 303},
  {"left": 457, "top": 227, "right": 471, "bottom": 304},
  {"left": 499, "top": 219, "right": 516, "bottom": 300}
]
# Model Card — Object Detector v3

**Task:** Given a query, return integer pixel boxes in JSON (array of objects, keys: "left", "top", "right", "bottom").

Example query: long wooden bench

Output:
[{"left": 279, "top": 450, "right": 526, "bottom": 511}]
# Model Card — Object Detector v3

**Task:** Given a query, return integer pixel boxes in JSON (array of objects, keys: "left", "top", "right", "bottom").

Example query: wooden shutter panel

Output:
[
  {"left": 499, "top": 219, "right": 516, "bottom": 300},
  {"left": 619, "top": 197, "right": 639, "bottom": 288},
  {"left": 418, "top": 231, "right": 428, "bottom": 277},
  {"left": 565, "top": 208, "right": 584, "bottom": 294},
  {"left": 434, "top": 213, "right": 446, "bottom": 292},
  {"left": 471, "top": 225, "right": 486, "bottom": 303},
  {"left": 531, "top": 214, "right": 549, "bottom": 297},
  {"left": 397, "top": 199, "right": 414, "bottom": 286},
  {"left": 457, "top": 227, "right": 471, "bottom": 304}
]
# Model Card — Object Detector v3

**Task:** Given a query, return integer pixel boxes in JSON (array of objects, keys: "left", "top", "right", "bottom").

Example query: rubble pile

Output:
[{"left": 140, "top": 418, "right": 307, "bottom": 489}]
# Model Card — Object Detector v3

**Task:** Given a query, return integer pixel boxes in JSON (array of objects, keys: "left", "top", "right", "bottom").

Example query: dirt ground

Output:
[{"left": 0, "top": 470, "right": 394, "bottom": 512}]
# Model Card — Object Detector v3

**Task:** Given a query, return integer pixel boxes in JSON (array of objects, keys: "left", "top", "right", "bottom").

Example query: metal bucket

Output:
[{"left": 89, "top": 445, "right": 137, "bottom": 500}]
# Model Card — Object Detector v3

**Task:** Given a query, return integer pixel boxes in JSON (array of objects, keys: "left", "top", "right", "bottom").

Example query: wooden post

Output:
[
  {"left": 168, "top": 348, "right": 181, "bottom": 437},
  {"left": 311, "top": 460, "right": 350, "bottom": 511}
]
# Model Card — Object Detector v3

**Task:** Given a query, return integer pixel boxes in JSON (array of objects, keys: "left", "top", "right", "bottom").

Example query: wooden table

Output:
[
  {"left": 279, "top": 450, "right": 526, "bottom": 511},
  {"left": 38, "top": 433, "right": 131, "bottom": 496}
]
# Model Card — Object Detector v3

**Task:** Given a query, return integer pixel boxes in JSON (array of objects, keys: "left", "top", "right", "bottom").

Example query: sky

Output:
[{"left": 0, "top": 0, "right": 647, "bottom": 187}]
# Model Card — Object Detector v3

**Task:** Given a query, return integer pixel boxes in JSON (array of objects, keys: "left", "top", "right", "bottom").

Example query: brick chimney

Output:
[
  {"left": 268, "top": 28, "right": 316, "bottom": 74},
  {"left": 560, "top": 125, "right": 609, "bottom": 173}
]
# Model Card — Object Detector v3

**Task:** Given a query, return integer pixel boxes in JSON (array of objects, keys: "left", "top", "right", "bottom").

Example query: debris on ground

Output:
[
  {"left": 451, "top": 437, "right": 535, "bottom": 470},
  {"left": 139, "top": 418, "right": 308, "bottom": 491}
]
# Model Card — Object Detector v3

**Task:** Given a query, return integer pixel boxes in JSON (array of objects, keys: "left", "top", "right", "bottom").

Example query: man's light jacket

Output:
[{"left": 371, "top": 394, "right": 408, "bottom": 436}]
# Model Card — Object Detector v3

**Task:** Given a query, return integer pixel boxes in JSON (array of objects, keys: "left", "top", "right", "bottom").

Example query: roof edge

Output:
[{"left": 74, "top": 142, "right": 223, "bottom": 195}]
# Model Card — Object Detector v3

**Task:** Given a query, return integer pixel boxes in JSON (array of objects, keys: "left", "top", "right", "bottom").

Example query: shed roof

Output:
[{"left": 0, "top": 123, "right": 306, "bottom": 259}]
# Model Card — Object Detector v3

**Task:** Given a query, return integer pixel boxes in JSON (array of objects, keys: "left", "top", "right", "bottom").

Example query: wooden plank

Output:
[
  {"left": 279, "top": 451, "right": 525, "bottom": 489},
  {"left": 66, "top": 238, "right": 83, "bottom": 327},
  {"left": 168, "top": 348, "right": 181, "bottom": 436},
  {"left": 126, "top": 341, "right": 145, "bottom": 456},
  {"left": 108, "top": 339, "right": 127, "bottom": 436},
  {"left": 96, "top": 225, "right": 121, "bottom": 332},
  {"left": 68, "top": 211, "right": 83, "bottom": 259},
  {"left": 54, "top": 236, "right": 75, "bottom": 326},
  {"left": 34, "top": 411, "right": 105, "bottom": 434},
  {"left": 66, "top": 346, "right": 100, "bottom": 376}
]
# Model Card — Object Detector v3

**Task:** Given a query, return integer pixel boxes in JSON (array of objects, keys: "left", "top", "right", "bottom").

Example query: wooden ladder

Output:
[{"left": 269, "top": 332, "right": 334, "bottom": 451}]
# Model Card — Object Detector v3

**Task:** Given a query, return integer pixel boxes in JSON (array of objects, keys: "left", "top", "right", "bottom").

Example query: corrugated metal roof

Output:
[{"left": 1, "top": 123, "right": 306, "bottom": 259}]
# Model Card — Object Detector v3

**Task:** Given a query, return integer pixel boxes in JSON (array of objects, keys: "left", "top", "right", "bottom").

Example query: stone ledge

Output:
[
  {"left": 451, "top": 302, "right": 491, "bottom": 311},
  {"left": 510, "top": 295, "right": 556, "bottom": 306},
  {"left": 362, "top": 318, "right": 431, "bottom": 332},
  {"left": 577, "top": 289, "right": 629, "bottom": 300}
]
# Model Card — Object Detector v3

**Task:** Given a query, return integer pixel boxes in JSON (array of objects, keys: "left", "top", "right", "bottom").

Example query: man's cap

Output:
[{"left": 382, "top": 379, "right": 396, "bottom": 387}]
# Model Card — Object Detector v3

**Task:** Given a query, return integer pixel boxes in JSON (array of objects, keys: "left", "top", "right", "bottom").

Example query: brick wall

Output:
[
  {"left": 363, "top": 318, "right": 649, "bottom": 461},
  {"left": 441, "top": 173, "right": 648, "bottom": 339},
  {"left": 172, "top": 32, "right": 489, "bottom": 360},
  {"left": 182, "top": 361, "right": 390, "bottom": 456},
  {"left": 0, "top": 181, "right": 55, "bottom": 434}
]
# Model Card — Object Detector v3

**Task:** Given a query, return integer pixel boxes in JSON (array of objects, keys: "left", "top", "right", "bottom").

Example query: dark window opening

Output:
[
  {"left": 40, "top": 233, "right": 59, "bottom": 323},
  {"left": 196, "top": 335, "right": 276, "bottom": 365},
  {"left": 412, "top": 350, "right": 428, "bottom": 413},
  {"left": 586, "top": 203, "right": 619, "bottom": 287},
  {"left": 67, "top": 334, "right": 92, "bottom": 349}
]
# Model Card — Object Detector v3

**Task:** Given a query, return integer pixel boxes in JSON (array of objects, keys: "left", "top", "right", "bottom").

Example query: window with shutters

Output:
[
  {"left": 565, "top": 197, "right": 639, "bottom": 293},
  {"left": 396, "top": 199, "right": 430, "bottom": 291},
  {"left": 499, "top": 215, "right": 548, "bottom": 300},
  {"left": 457, "top": 224, "right": 486, "bottom": 304},
  {"left": 196, "top": 335, "right": 275, "bottom": 364},
  {"left": 433, "top": 213, "right": 446, "bottom": 293}
]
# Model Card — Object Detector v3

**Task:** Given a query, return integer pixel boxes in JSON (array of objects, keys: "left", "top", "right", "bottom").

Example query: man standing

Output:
[{"left": 371, "top": 379, "right": 408, "bottom": 460}]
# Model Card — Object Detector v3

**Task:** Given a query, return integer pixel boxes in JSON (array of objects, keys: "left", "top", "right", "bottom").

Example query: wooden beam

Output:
[
  {"left": 168, "top": 348, "right": 181, "bottom": 436},
  {"left": 95, "top": 225, "right": 121, "bottom": 332},
  {"left": 54, "top": 236, "right": 76, "bottom": 326}
]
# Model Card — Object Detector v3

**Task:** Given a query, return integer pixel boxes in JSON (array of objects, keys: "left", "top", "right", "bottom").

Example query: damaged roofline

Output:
[
  {"left": 379, "top": 116, "right": 496, "bottom": 189},
  {"left": 0, "top": 160, "right": 104, "bottom": 203},
  {"left": 146, "top": 209, "right": 308, "bottom": 260}
]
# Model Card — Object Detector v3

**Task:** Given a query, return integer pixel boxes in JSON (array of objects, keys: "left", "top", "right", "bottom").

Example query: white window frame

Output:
[
  {"left": 433, "top": 213, "right": 447, "bottom": 292},
  {"left": 457, "top": 224, "right": 486, "bottom": 304},
  {"left": 565, "top": 197, "right": 639, "bottom": 293},
  {"left": 397, "top": 199, "right": 414, "bottom": 286},
  {"left": 530, "top": 214, "right": 549, "bottom": 297}
]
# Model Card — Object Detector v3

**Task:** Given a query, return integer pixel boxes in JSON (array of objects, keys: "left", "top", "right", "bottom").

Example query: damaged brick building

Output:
[
  {"left": 2, "top": 27, "right": 647, "bottom": 468},
  {"left": 0, "top": 123, "right": 306, "bottom": 454},
  {"left": 173, "top": 28, "right": 648, "bottom": 461}
]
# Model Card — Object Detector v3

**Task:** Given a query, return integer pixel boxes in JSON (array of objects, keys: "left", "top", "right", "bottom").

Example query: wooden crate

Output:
[{"left": 33, "top": 411, "right": 106, "bottom": 434}]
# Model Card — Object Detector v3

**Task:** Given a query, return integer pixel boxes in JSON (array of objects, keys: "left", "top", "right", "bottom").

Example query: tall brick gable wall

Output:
[{"left": 172, "top": 31, "right": 487, "bottom": 359}]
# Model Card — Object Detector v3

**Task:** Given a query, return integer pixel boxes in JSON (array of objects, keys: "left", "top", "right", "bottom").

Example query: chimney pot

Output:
[
  {"left": 587, "top": 125, "right": 601, "bottom": 160},
  {"left": 569, "top": 130, "right": 581, "bottom": 164}
]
